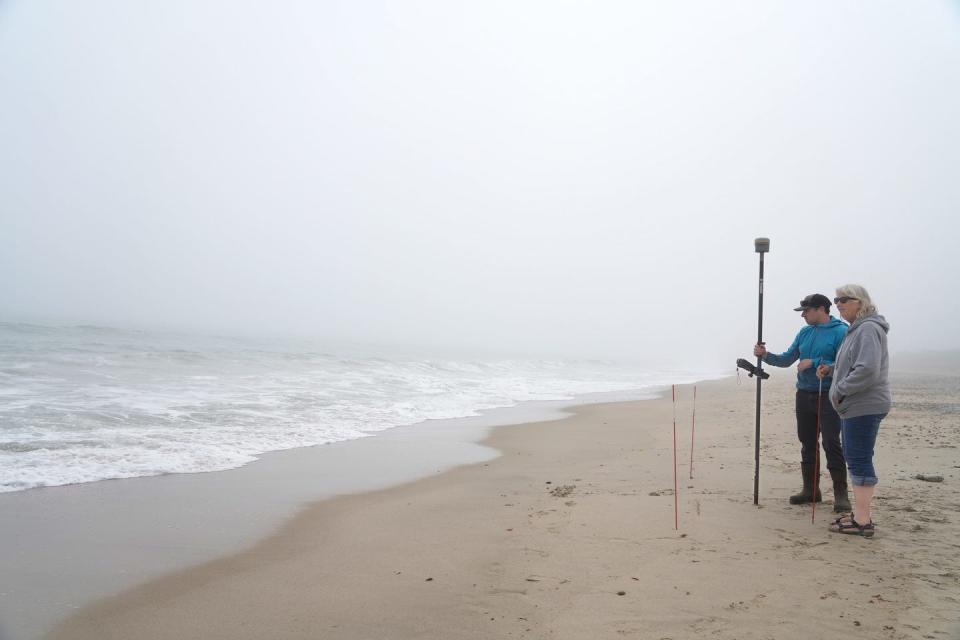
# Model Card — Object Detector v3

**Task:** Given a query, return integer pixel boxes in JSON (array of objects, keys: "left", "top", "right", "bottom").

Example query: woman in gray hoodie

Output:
[{"left": 817, "top": 284, "right": 890, "bottom": 537}]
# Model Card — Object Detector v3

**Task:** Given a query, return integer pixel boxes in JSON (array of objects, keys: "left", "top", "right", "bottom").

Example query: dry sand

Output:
[{"left": 45, "top": 372, "right": 959, "bottom": 640}]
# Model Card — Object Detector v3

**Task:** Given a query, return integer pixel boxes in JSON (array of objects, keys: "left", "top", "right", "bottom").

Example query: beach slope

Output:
[{"left": 46, "top": 374, "right": 959, "bottom": 639}]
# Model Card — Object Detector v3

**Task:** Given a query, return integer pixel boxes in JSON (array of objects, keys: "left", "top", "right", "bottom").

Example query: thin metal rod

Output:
[
  {"left": 689, "top": 385, "right": 697, "bottom": 479},
  {"left": 813, "top": 376, "right": 823, "bottom": 523},
  {"left": 673, "top": 384, "right": 678, "bottom": 530}
]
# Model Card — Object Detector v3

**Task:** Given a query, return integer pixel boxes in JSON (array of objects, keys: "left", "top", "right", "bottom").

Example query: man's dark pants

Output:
[{"left": 795, "top": 389, "right": 844, "bottom": 471}]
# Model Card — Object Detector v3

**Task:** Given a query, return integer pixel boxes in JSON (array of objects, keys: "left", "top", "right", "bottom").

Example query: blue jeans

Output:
[{"left": 841, "top": 413, "right": 886, "bottom": 486}]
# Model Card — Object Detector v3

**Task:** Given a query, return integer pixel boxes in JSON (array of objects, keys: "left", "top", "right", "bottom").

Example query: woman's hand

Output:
[{"left": 816, "top": 364, "right": 833, "bottom": 379}]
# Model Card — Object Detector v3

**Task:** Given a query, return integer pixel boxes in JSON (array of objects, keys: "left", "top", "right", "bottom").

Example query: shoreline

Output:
[
  {"left": 39, "top": 371, "right": 960, "bottom": 639},
  {"left": 0, "top": 385, "right": 672, "bottom": 640}
]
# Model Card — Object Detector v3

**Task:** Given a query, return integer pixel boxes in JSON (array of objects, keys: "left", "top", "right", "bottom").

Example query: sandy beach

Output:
[
  {"left": 5, "top": 2, "right": 958, "bottom": 638},
  {"left": 37, "top": 370, "right": 960, "bottom": 639}
]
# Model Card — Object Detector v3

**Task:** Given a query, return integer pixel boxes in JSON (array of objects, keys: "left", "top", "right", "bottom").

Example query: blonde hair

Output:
[{"left": 835, "top": 284, "right": 877, "bottom": 321}]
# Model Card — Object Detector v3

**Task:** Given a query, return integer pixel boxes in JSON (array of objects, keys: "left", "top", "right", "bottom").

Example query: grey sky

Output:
[{"left": 2, "top": 1, "right": 959, "bottom": 369}]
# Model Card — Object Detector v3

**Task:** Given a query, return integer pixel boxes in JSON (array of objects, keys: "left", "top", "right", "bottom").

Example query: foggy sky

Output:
[{"left": 2, "top": 1, "right": 959, "bottom": 369}]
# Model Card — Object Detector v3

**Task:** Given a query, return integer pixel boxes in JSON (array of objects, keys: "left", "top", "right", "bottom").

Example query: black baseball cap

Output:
[{"left": 794, "top": 293, "right": 831, "bottom": 312}]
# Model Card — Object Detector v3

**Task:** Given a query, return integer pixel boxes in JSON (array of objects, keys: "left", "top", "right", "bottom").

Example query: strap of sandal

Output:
[{"left": 839, "top": 517, "right": 875, "bottom": 536}]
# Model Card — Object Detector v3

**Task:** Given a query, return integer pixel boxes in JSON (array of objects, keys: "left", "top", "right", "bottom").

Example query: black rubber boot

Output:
[
  {"left": 789, "top": 463, "right": 823, "bottom": 504},
  {"left": 830, "top": 467, "right": 851, "bottom": 513}
]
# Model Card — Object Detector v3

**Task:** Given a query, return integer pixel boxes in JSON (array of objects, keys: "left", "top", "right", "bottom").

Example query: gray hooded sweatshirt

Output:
[{"left": 828, "top": 313, "right": 891, "bottom": 418}]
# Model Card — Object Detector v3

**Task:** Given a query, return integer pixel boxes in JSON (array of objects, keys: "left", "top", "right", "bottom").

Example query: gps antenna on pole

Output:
[{"left": 753, "top": 237, "right": 770, "bottom": 505}]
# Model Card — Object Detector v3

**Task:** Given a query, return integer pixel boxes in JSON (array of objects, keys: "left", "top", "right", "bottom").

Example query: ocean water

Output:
[{"left": 0, "top": 323, "right": 716, "bottom": 493}]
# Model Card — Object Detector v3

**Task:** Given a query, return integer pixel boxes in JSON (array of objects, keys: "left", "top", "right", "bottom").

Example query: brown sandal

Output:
[
  {"left": 830, "top": 516, "right": 875, "bottom": 538},
  {"left": 830, "top": 513, "right": 853, "bottom": 527}
]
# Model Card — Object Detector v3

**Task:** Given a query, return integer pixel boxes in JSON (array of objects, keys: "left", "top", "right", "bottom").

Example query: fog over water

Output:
[{"left": 2, "top": 1, "right": 959, "bottom": 369}]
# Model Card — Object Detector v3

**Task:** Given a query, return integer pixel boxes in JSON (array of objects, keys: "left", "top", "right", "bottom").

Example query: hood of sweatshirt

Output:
[
  {"left": 817, "top": 316, "right": 847, "bottom": 332},
  {"left": 848, "top": 313, "right": 890, "bottom": 335}
]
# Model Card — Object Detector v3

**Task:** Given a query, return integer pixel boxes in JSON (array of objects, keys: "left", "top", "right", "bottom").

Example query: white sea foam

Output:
[{"left": 0, "top": 323, "right": 722, "bottom": 493}]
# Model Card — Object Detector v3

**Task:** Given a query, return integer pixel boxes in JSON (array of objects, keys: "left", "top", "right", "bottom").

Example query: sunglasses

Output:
[{"left": 834, "top": 296, "right": 859, "bottom": 304}]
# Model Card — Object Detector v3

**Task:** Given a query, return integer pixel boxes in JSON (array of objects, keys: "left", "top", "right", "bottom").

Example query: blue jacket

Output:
[{"left": 763, "top": 317, "right": 847, "bottom": 392}]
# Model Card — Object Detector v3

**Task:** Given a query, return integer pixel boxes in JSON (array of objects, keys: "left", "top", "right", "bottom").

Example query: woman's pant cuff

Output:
[{"left": 849, "top": 472, "right": 878, "bottom": 487}]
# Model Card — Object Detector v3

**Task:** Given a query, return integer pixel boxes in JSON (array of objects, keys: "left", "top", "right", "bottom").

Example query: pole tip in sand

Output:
[{"left": 754, "top": 237, "right": 770, "bottom": 253}]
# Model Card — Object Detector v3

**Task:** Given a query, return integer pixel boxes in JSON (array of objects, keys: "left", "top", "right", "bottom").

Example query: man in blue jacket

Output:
[{"left": 754, "top": 293, "right": 850, "bottom": 512}]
